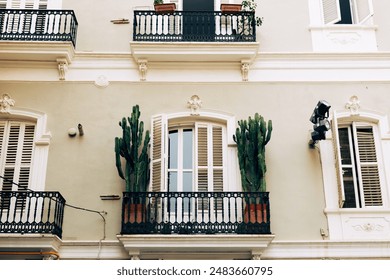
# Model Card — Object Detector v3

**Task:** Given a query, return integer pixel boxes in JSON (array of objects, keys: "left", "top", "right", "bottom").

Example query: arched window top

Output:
[
  {"left": 4, "top": 107, "right": 51, "bottom": 145},
  {"left": 332, "top": 109, "right": 390, "bottom": 140},
  {"left": 159, "top": 110, "right": 236, "bottom": 145}
]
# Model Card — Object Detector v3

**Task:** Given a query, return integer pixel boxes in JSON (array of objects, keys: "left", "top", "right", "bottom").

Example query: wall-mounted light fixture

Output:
[
  {"left": 309, "top": 100, "right": 331, "bottom": 146},
  {"left": 78, "top": 124, "right": 84, "bottom": 136},
  {"left": 68, "top": 124, "right": 84, "bottom": 137}
]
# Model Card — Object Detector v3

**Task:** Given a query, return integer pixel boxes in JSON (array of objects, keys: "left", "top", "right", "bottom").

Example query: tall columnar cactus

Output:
[
  {"left": 233, "top": 113, "right": 272, "bottom": 192},
  {"left": 115, "top": 105, "right": 150, "bottom": 192}
]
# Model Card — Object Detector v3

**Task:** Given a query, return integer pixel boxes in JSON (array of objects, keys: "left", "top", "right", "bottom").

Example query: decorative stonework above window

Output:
[
  {"left": 345, "top": 95, "right": 360, "bottom": 115},
  {"left": 187, "top": 95, "right": 202, "bottom": 116},
  {"left": 0, "top": 93, "right": 15, "bottom": 113}
]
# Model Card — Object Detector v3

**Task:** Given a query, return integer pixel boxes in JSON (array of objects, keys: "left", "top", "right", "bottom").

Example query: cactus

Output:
[
  {"left": 115, "top": 105, "right": 150, "bottom": 192},
  {"left": 233, "top": 113, "right": 272, "bottom": 192}
]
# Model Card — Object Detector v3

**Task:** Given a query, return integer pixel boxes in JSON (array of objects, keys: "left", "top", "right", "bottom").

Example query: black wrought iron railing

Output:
[
  {"left": 0, "top": 9, "right": 78, "bottom": 46},
  {"left": 121, "top": 192, "right": 270, "bottom": 235},
  {"left": 0, "top": 191, "right": 66, "bottom": 238},
  {"left": 133, "top": 10, "right": 256, "bottom": 42}
]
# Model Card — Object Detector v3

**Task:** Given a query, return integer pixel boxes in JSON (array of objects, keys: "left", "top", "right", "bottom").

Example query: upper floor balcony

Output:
[
  {"left": 0, "top": 9, "right": 78, "bottom": 72},
  {"left": 130, "top": 10, "right": 260, "bottom": 67},
  {"left": 0, "top": 9, "right": 78, "bottom": 46},
  {"left": 133, "top": 10, "right": 256, "bottom": 42}
]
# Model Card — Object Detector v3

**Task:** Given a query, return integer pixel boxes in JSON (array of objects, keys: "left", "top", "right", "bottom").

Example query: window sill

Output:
[
  {"left": 325, "top": 208, "right": 390, "bottom": 240},
  {"left": 309, "top": 25, "right": 378, "bottom": 52}
]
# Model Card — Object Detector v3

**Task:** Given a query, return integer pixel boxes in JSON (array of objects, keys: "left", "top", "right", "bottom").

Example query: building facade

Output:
[{"left": 0, "top": 0, "right": 390, "bottom": 260}]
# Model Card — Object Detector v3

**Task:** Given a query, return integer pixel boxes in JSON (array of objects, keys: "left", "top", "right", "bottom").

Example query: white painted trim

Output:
[
  {"left": 2, "top": 51, "right": 390, "bottom": 82},
  {"left": 319, "top": 108, "right": 390, "bottom": 240},
  {"left": 3, "top": 107, "right": 51, "bottom": 191},
  {"left": 56, "top": 238, "right": 390, "bottom": 259}
]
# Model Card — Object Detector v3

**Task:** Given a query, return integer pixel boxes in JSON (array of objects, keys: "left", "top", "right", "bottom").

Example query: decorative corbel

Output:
[
  {"left": 138, "top": 59, "right": 148, "bottom": 81},
  {"left": 57, "top": 58, "right": 68, "bottom": 81},
  {"left": 241, "top": 60, "right": 250, "bottom": 82},
  {"left": 0, "top": 93, "right": 15, "bottom": 113}
]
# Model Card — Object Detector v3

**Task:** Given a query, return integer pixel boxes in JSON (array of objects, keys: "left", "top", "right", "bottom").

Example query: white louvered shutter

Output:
[
  {"left": 354, "top": 126, "right": 382, "bottom": 207},
  {"left": 322, "top": 0, "right": 342, "bottom": 24},
  {"left": 195, "top": 123, "right": 225, "bottom": 210},
  {"left": 0, "top": 122, "right": 35, "bottom": 209},
  {"left": 353, "top": 0, "right": 373, "bottom": 24},
  {"left": 0, "top": 0, "right": 46, "bottom": 9},
  {"left": 332, "top": 116, "right": 346, "bottom": 207},
  {"left": 150, "top": 115, "right": 167, "bottom": 192}
]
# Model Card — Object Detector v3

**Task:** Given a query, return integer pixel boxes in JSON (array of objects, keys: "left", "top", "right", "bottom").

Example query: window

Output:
[
  {"left": 0, "top": 121, "right": 35, "bottom": 209},
  {"left": 321, "top": 0, "right": 373, "bottom": 25},
  {"left": 0, "top": 0, "right": 48, "bottom": 9},
  {"left": 151, "top": 115, "right": 226, "bottom": 194},
  {"left": 335, "top": 122, "right": 383, "bottom": 208}
]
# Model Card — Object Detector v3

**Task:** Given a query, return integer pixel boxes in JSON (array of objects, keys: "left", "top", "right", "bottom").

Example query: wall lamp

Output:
[
  {"left": 309, "top": 100, "right": 331, "bottom": 145},
  {"left": 68, "top": 124, "right": 84, "bottom": 137}
]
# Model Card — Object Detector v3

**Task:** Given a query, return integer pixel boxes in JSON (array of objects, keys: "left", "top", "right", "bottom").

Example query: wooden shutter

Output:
[
  {"left": 331, "top": 116, "right": 346, "bottom": 207},
  {"left": 322, "top": 0, "right": 342, "bottom": 24},
  {"left": 353, "top": 0, "right": 373, "bottom": 24},
  {"left": 196, "top": 124, "right": 208, "bottom": 193},
  {"left": 150, "top": 115, "right": 166, "bottom": 192},
  {"left": 195, "top": 123, "right": 225, "bottom": 211},
  {"left": 212, "top": 126, "right": 223, "bottom": 193},
  {"left": 0, "top": 122, "right": 35, "bottom": 209},
  {"left": 355, "top": 126, "right": 382, "bottom": 206}
]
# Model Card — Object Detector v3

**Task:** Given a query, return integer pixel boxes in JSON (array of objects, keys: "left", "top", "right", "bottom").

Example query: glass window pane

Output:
[
  {"left": 338, "top": 127, "right": 352, "bottom": 165},
  {"left": 183, "top": 172, "right": 193, "bottom": 192},
  {"left": 168, "top": 171, "right": 177, "bottom": 192},
  {"left": 183, "top": 129, "right": 193, "bottom": 169},
  {"left": 168, "top": 130, "right": 178, "bottom": 169},
  {"left": 342, "top": 167, "right": 357, "bottom": 208}
]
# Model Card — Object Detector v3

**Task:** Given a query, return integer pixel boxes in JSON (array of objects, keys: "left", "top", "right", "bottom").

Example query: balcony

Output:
[
  {"left": 121, "top": 191, "right": 270, "bottom": 235},
  {"left": 133, "top": 10, "right": 256, "bottom": 42},
  {"left": 0, "top": 9, "right": 78, "bottom": 69},
  {"left": 0, "top": 191, "right": 65, "bottom": 238},
  {"left": 130, "top": 10, "right": 260, "bottom": 66},
  {"left": 0, "top": 9, "right": 78, "bottom": 46}
]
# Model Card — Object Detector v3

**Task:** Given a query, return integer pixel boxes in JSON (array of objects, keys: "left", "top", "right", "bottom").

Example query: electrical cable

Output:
[{"left": 0, "top": 175, "right": 107, "bottom": 258}]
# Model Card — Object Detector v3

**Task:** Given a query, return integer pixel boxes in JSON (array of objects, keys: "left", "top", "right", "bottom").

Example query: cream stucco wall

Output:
[{"left": 1, "top": 81, "right": 389, "bottom": 242}]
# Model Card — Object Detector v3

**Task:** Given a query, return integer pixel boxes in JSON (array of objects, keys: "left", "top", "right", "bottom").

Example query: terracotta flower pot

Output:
[
  {"left": 244, "top": 203, "right": 267, "bottom": 223},
  {"left": 221, "top": 4, "right": 242, "bottom": 12},
  {"left": 154, "top": 3, "right": 176, "bottom": 13},
  {"left": 124, "top": 203, "right": 145, "bottom": 223}
]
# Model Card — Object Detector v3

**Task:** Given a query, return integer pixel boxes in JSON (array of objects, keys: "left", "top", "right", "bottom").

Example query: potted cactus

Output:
[
  {"left": 233, "top": 113, "right": 272, "bottom": 224},
  {"left": 115, "top": 105, "right": 150, "bottom": 224}
]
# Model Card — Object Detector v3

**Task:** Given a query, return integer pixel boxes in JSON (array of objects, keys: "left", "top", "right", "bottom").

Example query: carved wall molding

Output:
[
  {"left": 241, "top": 60, "right": 250, "bottom": 81},
  {"left": 95, "top": 75, "right": 110, "bottom": 88},
  {"left": 187, "top": 95, "right": 202, "bottom": 116},
  {"left": 138, "top": 59, "right": 148, "bottom": 81},
  {"left": 0, "top": 93, "right": 15, "bottom": 113},
  {"left": 345, "top": 95, "right": 361, "bottom": 115},
  {"left": 57, "top": 58, "right": 68, "bottom": 81}
]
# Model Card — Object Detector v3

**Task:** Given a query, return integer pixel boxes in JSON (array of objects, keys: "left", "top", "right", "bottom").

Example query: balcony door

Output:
[
  {"left": 0, "top": 0, "right": 49, "bottom": 35},
  {"left": 183, "top": 0, "right": 215, "bottom": 41}
]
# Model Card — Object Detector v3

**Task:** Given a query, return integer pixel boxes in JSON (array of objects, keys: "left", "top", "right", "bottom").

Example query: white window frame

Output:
[
  {"left": 308, "top": 0, "right": 377, "bottom": 52},
  {"left": 336, "top": 122, "right": 384, "bottom": 208},
  {"left": 319, "top": 109, "right": 390, "bottom": 240},
  {"left": 150, "top": 111, "right": 237, "bottom": 193},
  {"left": 320, "top": 0, "right": 374, "bottom": 25},
  {"left": 0, "top": 107, "right": 51, "bottom": 192}
]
